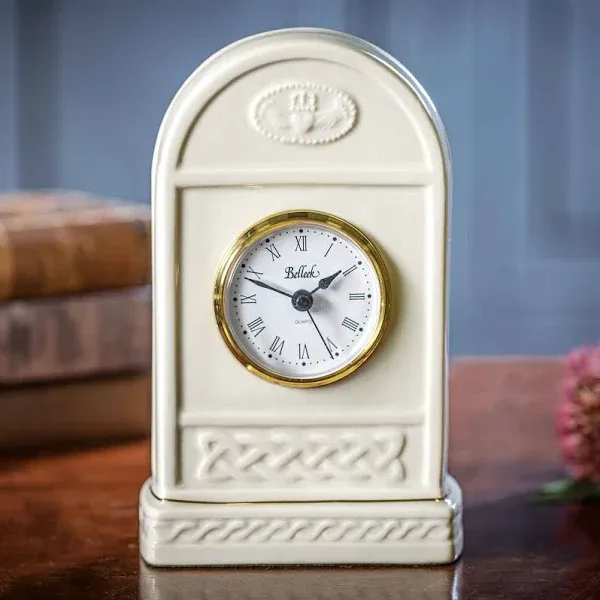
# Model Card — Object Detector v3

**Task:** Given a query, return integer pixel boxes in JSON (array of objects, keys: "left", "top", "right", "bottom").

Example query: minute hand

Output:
[
  {"left": 244, "top": 277, "right": 293, "bottom": 298},
  {"left": 310, "top": 270, "right": 342, "bottom": 295},
  {"left": 307, "top": 309, "right": 334, "bottom": 360}
]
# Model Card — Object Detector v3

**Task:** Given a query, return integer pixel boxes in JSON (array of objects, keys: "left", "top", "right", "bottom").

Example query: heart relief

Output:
[{"left": 250, "top": 82, "right": 358, "bottom": 145}]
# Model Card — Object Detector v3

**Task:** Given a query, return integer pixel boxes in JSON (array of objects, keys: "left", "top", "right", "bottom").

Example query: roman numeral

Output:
[
  {"left": 265, "top": 243, "right": 281, "bottom": 261},
  {"left": 246, "top": 266, "right": 263, "bottom": 279},
  {"left": 343, "top": 264, "right": 357, "bottom": 276},
  {"left": 269, "top": 336, "right": 285, "bottom": 355},
  {"left": 342, "top": 317, "right": 359, "bottom": 332},
  {"left": 298, "top": 343, "right": 310, "bottom": 359},
  {"left": 240, "top": 294, "right": 257, "bottom": 304},
  {"left": 324, "top": 243, "right": 334, "bottom": 257},
  {"left": 349, "top": 293, "right": 366, "bottom": 301},
  {"left": 294, "top": 235, "right": 307, "bottom": 252},
  {"left": 326, "top": 337, "right": 338, "bottom": 351},
  {"left": 247, "top": 317, "right": 266, "bottom": 337}
]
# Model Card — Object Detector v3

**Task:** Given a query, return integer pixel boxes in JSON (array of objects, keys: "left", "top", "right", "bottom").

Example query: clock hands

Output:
[
  {"left": 305, "top": 269, "right": 345, "bottom": 360},
  {"left": 309, "top": 270, "right": 342, "bottom": 295},
  {"left": 244, "top": 277, "right": 293, "bottom": 299},
  {"left": 307, "top": 309, "right": 334, "bottom": 360},
  {"left": 244, "top": 270, "right": 340, "bottom": 362},
  {"left": 245, "top": 270, "right": 341, "bottom": 301}
]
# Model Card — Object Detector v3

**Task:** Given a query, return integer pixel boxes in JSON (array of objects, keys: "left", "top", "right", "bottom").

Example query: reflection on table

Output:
[{"left": 139, "top": 560, "right": 462, "bottom": 600}]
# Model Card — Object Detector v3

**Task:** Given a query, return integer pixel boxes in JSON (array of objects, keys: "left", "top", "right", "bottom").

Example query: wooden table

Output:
[{"left": 1, "top": 359, "right": 599, "bottom": 599}]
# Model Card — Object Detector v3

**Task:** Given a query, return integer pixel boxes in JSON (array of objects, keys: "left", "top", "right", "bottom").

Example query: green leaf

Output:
[{"left": 535, "top": 478, "right": 600, "bottom": 503}]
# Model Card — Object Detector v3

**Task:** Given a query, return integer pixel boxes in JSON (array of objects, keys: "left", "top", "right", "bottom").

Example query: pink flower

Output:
[{"left": 556, "top": 346, "right": 600, "bottom": 482}]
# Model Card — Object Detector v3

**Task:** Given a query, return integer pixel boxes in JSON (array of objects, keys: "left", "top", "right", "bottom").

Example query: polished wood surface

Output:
[{"left": 1, "top": 358, "right": 599, "bottom": 599}]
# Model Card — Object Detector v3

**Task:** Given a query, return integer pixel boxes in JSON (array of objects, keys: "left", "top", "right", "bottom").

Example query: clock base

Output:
[{"left": 139, "top": 476, "right": 463, "bottom": 567}]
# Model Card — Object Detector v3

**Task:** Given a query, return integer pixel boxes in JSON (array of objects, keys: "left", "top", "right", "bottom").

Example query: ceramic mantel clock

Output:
[{"left": 139, "top": 27, "right": 463, "bottom": 566}]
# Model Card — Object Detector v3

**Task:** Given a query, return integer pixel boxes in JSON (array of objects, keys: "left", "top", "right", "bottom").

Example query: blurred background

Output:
[{"left": 0, "top": 0, "right": 599, "bottom": 446}]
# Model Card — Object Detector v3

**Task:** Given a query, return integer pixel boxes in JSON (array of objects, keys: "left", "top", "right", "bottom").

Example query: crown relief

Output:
[{"left": 250, "top": 82, "right": 358, "bottom": 145}]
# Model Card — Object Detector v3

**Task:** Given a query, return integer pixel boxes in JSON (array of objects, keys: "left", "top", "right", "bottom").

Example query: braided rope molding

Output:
[
  {"left": 142, "top": 516, "right": 452, "bottom": 546},
  {"left": 195, "top": 428, "right": 407, "bottom": 485}
]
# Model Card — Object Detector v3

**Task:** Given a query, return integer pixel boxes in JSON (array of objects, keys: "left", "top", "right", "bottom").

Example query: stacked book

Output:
[{"left": 0, "top": 191, "right": 152, "bottom": 448}]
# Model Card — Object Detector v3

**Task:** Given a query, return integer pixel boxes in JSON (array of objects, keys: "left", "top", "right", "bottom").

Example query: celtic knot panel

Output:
[
  {"left": 144, "top": 516, "right": 450, "bottom": 546},
  {"left": 195, "top": 428, "right": 406, "bottom": 485}
]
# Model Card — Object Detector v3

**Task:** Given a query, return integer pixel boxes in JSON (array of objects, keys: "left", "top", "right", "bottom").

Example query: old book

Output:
[
  {"left": 0, "top": 373, "right": 150, "bottom": 448},
  {"left": 0, "top": 286, "right": 151, "bottom": 385},
  {"left": 0, "top": 190, "right": 150, "bottom": 300}
]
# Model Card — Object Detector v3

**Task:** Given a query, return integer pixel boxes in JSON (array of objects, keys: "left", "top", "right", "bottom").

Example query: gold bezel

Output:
[{"left": 213, "top": 210, "right": 392, "bottom": 388}]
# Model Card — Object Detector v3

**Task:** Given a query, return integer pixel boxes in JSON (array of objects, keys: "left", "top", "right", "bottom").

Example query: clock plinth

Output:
[
  {"left": 141, "top": 27, "right": 463, "bottom": 566},
  {"left": 139, "top": 476, "right": 462, "bottom": 566}
]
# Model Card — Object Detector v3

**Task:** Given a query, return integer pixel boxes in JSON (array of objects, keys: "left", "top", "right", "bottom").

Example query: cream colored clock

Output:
[
  {"left": 214, "top": 210, "right": 391, "bottom": 388},
  {"left": 139, "top": 27, "right": 463, "bottom": 567}
]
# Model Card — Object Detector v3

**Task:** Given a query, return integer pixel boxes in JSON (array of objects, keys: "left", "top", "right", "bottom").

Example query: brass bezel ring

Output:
[{"left": 213, "top": 210, "right": 392, "bottom": 388}]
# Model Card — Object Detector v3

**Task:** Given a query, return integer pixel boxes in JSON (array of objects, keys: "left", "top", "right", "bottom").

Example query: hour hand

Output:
[
  {"left": 310, "top": 270, "right": 342, "bottom": 295},
  {"left": 244, "top": 277, "right": 293, "bottom": 298}
]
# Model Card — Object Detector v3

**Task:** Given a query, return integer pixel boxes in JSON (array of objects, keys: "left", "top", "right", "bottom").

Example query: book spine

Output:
[
  {"left": 0, "top": 374, "right": 151, "bottom": 448},
  {"left": 0, "top": 209, "right": 151, "bottom": 300},
  {"left": 0, "top": 287, "right": 151, "bottom": 385}
]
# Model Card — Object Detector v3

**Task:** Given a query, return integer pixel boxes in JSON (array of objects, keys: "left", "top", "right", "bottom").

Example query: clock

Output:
[
  {"left": 139, "top": 27, "right": 463, "bottom": 568},
  {"left": 213, "top": 210, "right": 391, "bottom": 388}
]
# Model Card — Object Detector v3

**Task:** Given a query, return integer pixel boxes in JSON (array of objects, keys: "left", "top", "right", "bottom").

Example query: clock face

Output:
[{"left": 214, "top": 211, "right": 391, "bottom": 387}]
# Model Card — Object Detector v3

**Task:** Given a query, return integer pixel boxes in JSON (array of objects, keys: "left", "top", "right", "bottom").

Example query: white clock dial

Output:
[{"left": 215, "top": 212, "right": 391, "bottom": 387}]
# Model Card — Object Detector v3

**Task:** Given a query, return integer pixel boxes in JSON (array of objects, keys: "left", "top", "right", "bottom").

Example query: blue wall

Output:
[{"left": 1, "top": 0, "right": 600, "bottom": 356}]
